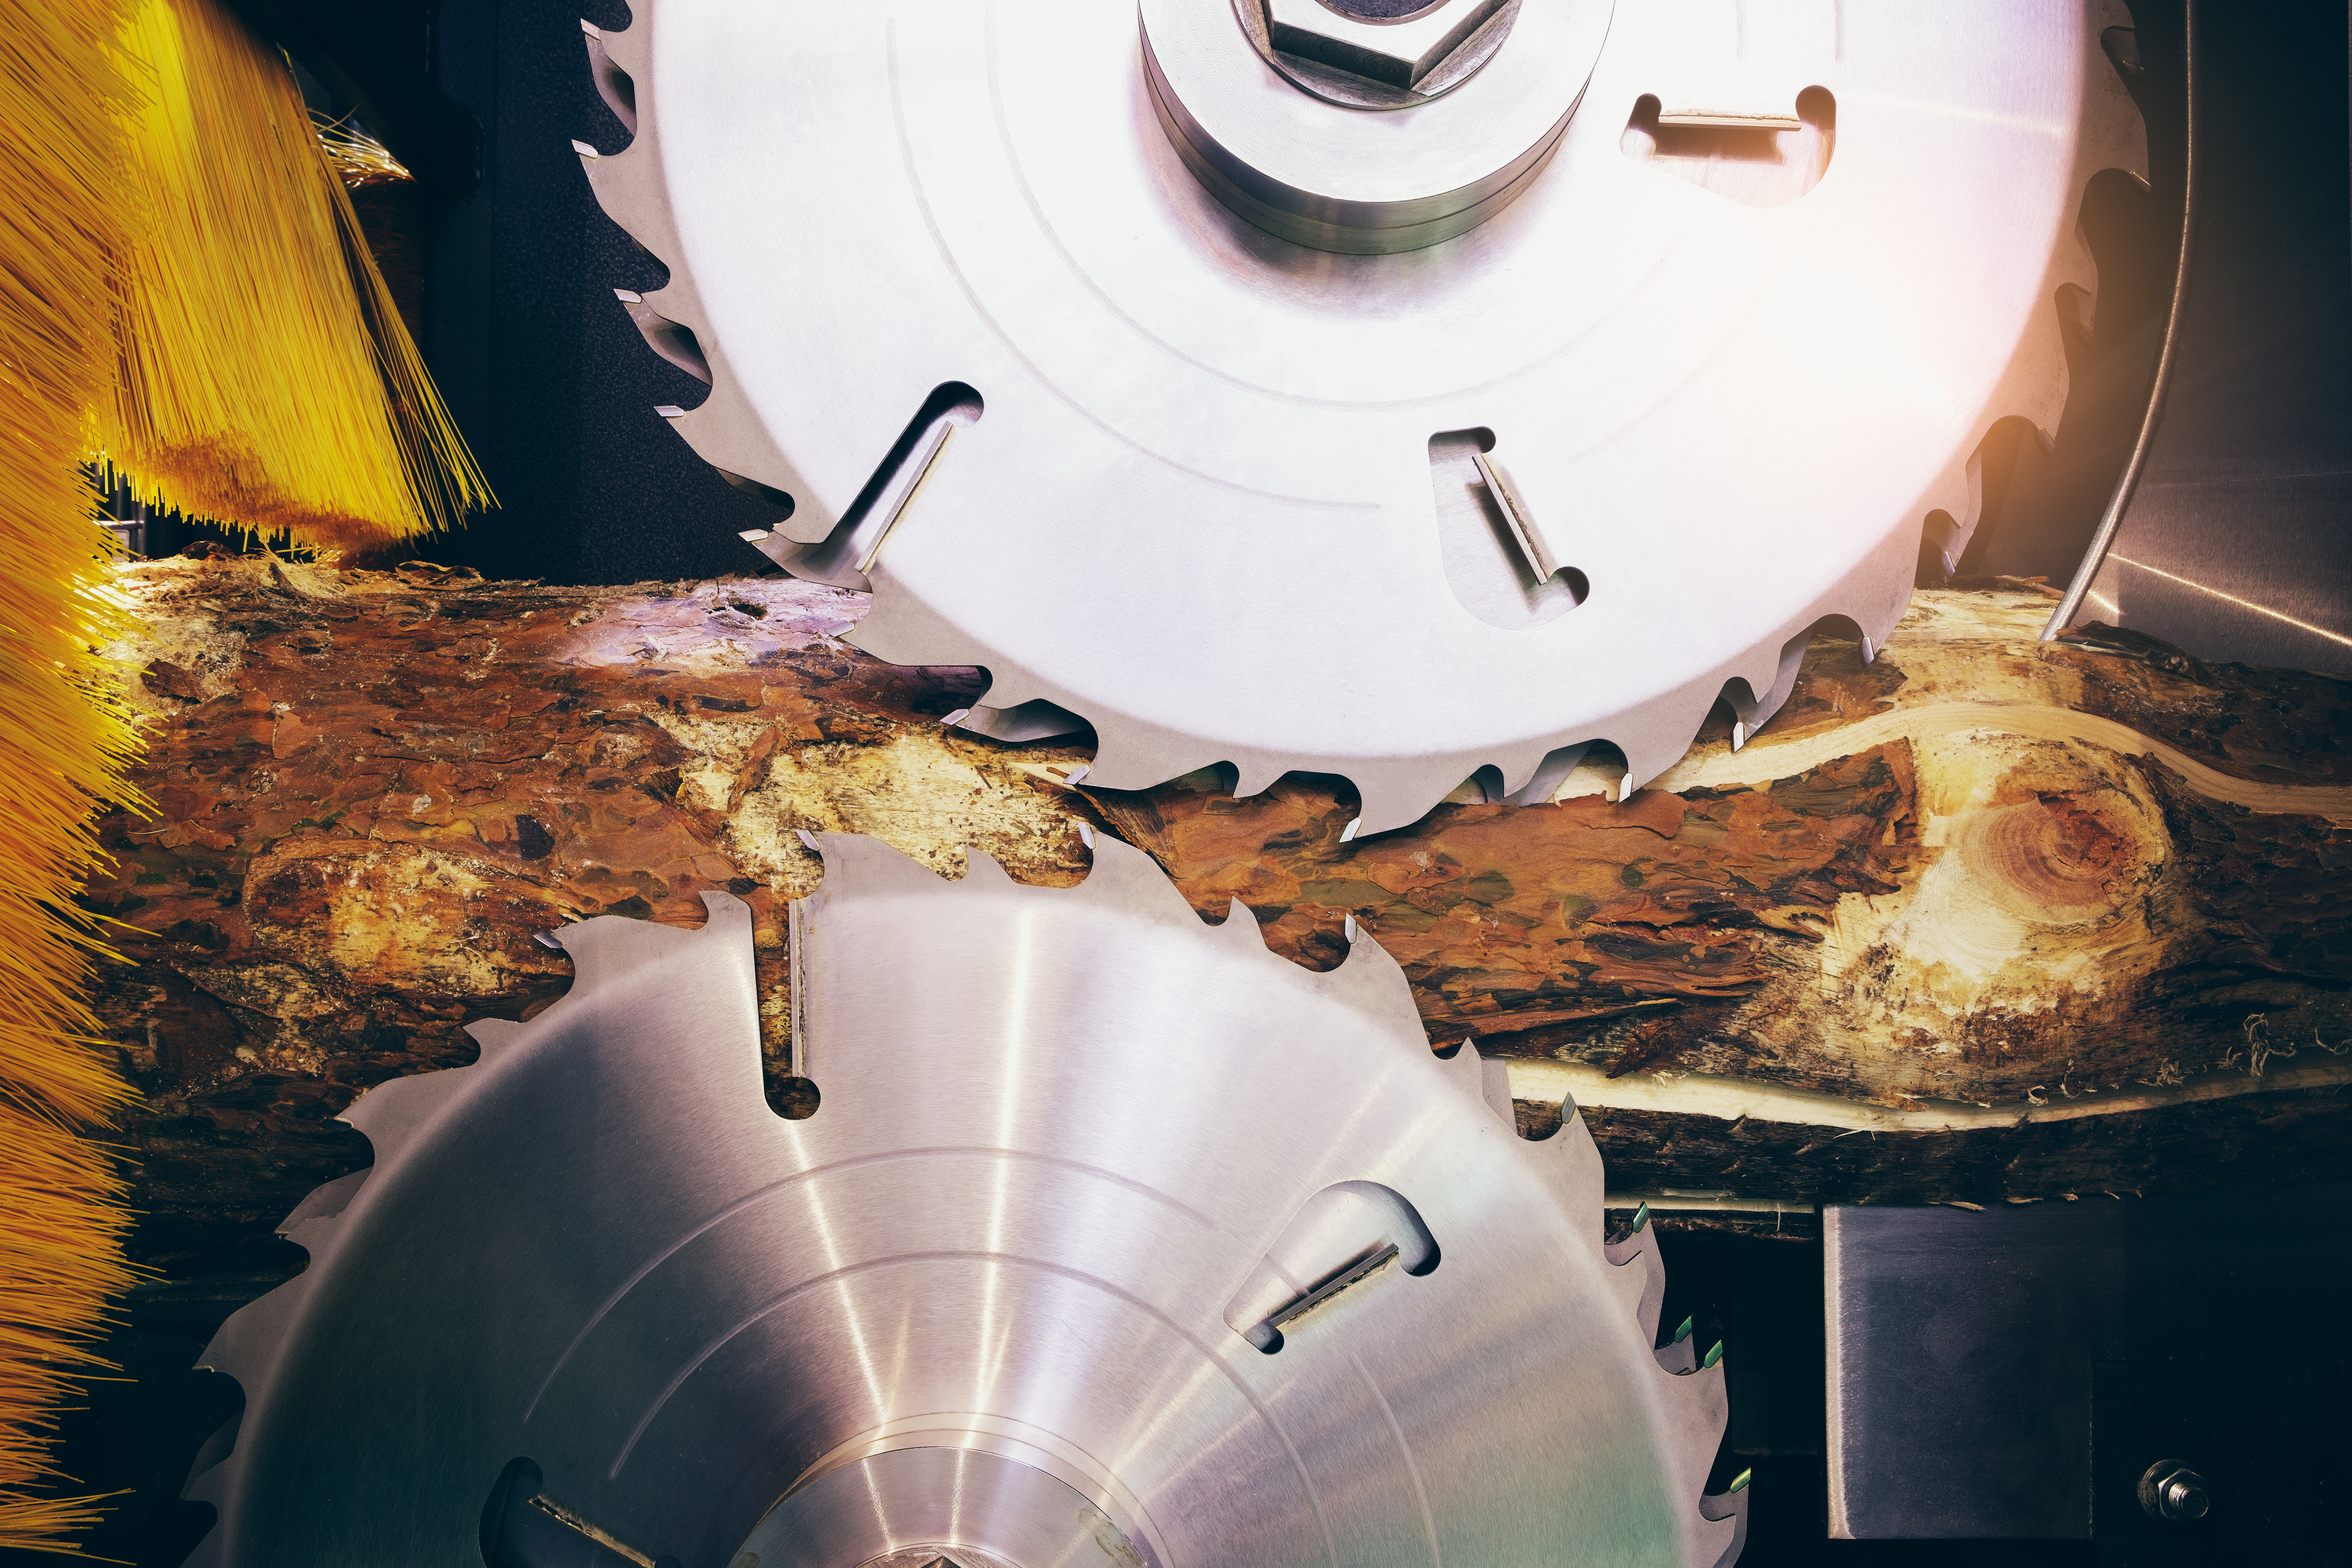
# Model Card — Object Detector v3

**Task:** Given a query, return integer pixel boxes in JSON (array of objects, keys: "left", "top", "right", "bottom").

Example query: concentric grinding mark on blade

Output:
[
  {"left": 572, "top": 1, "right": 2153, "bottom": 836},
  {"left": 176, "top": 838, "right": 1747, "bottom": 1566}
]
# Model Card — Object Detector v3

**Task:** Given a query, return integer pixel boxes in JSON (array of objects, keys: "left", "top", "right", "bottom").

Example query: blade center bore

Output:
[
  {"left": 1138, "top": 0, "right": 1614, "bottom": 254},
  {"left": 734, "top": 1449, "right": 1154, "bottom": 1568},
  {"left": 855, "top": 1549, "right": 1024, "bottom": 1568}
]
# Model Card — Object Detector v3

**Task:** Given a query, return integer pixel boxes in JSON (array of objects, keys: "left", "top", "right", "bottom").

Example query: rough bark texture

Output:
[{"left": 83, "top": 557, "right": 2352, "bottom": 1281}]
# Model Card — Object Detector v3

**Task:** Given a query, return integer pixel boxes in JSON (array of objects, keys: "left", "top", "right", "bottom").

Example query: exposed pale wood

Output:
[{"left": 83, "top": 559, "right": 2352, "bottom": 1276}]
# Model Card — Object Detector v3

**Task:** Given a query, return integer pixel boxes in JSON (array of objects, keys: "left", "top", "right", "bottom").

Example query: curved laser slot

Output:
[
  {"left": 1430, "top": 427, "right": 1586, "bottom": 630},
  {"left": 1620, "top": 87, "right": 1836, "bottom": 208},
  {"left": 768, "top": 383, "right": 982, "bottom": 591},
  {"left": 482, "top": 1456, "right": 674, "bottom": 1568},
  {"left": 1223, "top": 1180, "right": 1439, "bottom": 1353}
]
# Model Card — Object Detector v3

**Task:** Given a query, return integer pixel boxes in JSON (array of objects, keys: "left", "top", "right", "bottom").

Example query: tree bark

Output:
[{"left": 87, "top": 557, "right": 2352, "bottom": 1280}]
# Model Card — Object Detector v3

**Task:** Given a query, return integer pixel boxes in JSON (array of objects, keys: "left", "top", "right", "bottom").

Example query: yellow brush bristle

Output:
[
  {"left": 0, "top": 0, "right": 149, "bottom": 1551},
  {"left": 99, "top": 0, "right": 493, "bottom": 549},
  {"left": 3, "top": 0, "right": 499, "bottom": 1544}
]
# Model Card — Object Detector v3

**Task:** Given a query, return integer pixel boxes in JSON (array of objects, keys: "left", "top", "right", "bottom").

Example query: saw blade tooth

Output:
[
  {"left": 1502, "top": 741, "right": 1592, "bottom": 806},
  {"left": 1213, "top": 895, "right": 1263, "bottom": 944},
  {"left": 1475, "top": 747, "right": 1562, "bottom": 804},
  {"left": 1477, "top": 1051, "right": 1515, "bottom": 1127},
  {"left": 1605, "top": 1230, "right": 1668, "bottom": 1347},
  {"left": 1429, "top": 1037, "right": 1514, "bottom": 1126},
  {"left": 1695, "top": 1485, "right": 1751, "bottom": 1568},
  {"left": 466, "top": 1016, "right": 530, "bottom": 1056},
  {"left": 961, "top": 847, "right": 1016, "bottom": 886},
  {"left": 1527, "top": 1093, "right": 1608, "bottom": 1216},
  {"left": 1227, "top": 757, "right": 1282, "bottom": 801},
  {"left": 182, "top": 1409, "right": 240, "bottom": 1484},
  {"left": 611, "top": 292, "right": 710, "bottom": 385},
  {"left": 953, "top": 698, "right": 1091, "bottom": 745},
  {"left": 571, "top": 18, "right": 836, "bottom": 547},
  {"left": 1618, "top": 744, "right": 1674, "bottom": 804},
  {"left": 1348, "top": 756, "right": 1499, "bottom": 839},
  {"left": 1661, "top": 1357, "right": 1734, "bottom": 1544},
  {"left": 191, "top": 1267, "right": 319, "bottom": 1398},
  {"left": 2081, "top": 0, "right": 2152, "bottom": 185},
  {"left": 583, "top": 24, "right": 639, "bottom": 136},
  {"left": 175, "top": 1472, "right": 234, "bottom": 1568},
  {"left": 336, "top": 1065, "right": 476, "bottom": 1161},
  {"left": 655, "top": 369, "right": 835, "bottom": 545},
  {"left": 588, "top": 4, "right": 648, "bottom": 76},
  {"left": 272, "top": 1167, "right": 370, "bottom": 1235},
  {"left": 1735, "top": 614, "right": 1838, "bottom": 747}
]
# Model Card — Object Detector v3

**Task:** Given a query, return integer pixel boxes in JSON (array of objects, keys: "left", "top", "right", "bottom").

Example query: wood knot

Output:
[{"left": 1958, "top": 791, "right": 2153, "bottom": 924}]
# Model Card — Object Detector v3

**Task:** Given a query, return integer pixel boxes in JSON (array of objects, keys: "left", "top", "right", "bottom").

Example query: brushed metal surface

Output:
[
  {"left": 1824, "top": 1203, "right": 2125, "bottom": 1540},
  {"left": 181, "top": 836, "right": 1743, "bottom": 1566},
  {"left": 577, "top": 0, "right": 2146, "bottom": 833}
]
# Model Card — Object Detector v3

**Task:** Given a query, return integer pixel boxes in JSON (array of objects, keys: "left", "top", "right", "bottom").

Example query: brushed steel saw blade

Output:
[
  {"left": 577, "top": 0, "right": 2145, "bottom": 834},
  {"left": 178, "top": 835, "right": 1746, "bottom": 1567}
]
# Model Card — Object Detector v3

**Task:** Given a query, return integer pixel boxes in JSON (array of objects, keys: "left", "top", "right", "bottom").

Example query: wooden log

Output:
[{"left": 83, "top": 557, "right": 2352, "bottom": 1278}]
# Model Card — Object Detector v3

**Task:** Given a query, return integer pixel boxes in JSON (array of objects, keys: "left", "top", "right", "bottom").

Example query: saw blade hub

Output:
[
  {"left": 1141, "top": 0, "right": 1610, "bottom": 252},
  {"left": 1263, "top": 0, "right": 1508, "bottom": 97}
]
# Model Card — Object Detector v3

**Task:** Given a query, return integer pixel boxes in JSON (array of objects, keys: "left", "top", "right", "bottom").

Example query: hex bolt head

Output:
[
  {"left": 2137, "top": 1459, "right": 2211, "bottom": 1525},
  {"left": 1263, "top": 0, "right": 1507, "bottom": 90}
]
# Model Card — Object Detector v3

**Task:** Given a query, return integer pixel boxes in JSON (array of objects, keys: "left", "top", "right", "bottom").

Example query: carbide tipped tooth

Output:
[
  {"left": 1339, "top": 817, "right": 1362, "bottom": 842},
  {"left": 1702, "top": 1340, "right": 1724, "bottom": 1370},
  {"left": 1728, "top": 1468, "right": 1752, "bottom": 1494},
  {"left": 1673, "top": 1315, "right": 1693, "bottom": 1343},
  {"left": 1731, "top": 721, "right": 1746, "bottom": 751},
  {"left": 570, "top": 138, "right": 599, "bottom": 159}
]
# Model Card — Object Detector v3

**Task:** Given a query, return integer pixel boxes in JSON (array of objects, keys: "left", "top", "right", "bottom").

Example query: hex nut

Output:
[
  {"left": 1263, "top": 0, "right": 1508, "bottom": 89},
  {"left": 2137, "top": 1459, "right": 2210, "bottom": 1525}
]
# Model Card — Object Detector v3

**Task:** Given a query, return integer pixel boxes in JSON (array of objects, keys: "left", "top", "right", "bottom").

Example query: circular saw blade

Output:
[
  {"left": 579, "top": 0, "right": 2144, "bottom": 833},
  {"left": 178, "top": 836, "right": 1744, "bottom": 1567}
]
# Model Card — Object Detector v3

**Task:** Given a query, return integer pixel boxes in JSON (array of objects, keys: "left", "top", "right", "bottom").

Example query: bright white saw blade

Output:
[
  {"left": 178, "top": 835, "right": 1744, "bottom": 1566},
  {"left": 578, "top": 0, "right": 2143, "bottom": 833}
]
